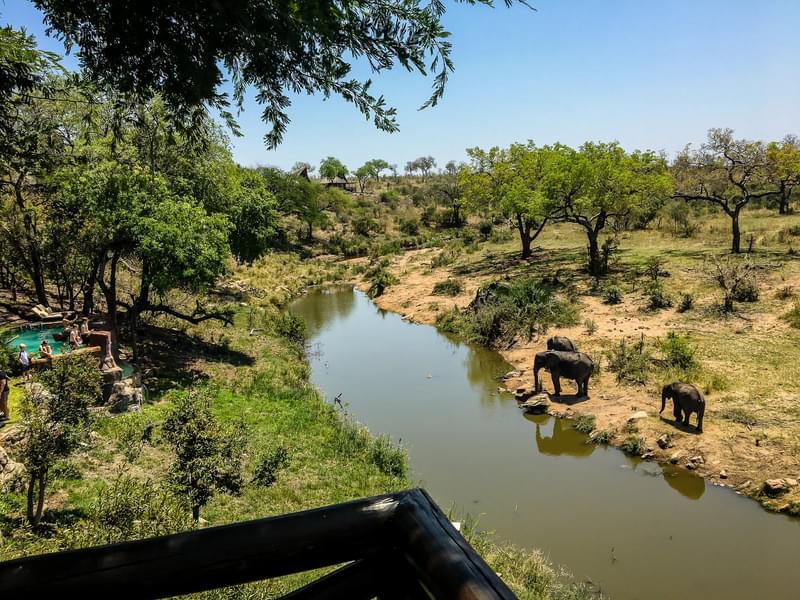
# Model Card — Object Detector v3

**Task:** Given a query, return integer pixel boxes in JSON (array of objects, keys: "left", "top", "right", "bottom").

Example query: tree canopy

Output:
[{"left": 32, "top": 0, "right": 520, "bottom": 148}]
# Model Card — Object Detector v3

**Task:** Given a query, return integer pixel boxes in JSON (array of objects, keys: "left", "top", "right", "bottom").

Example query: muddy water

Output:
[{"left": 290, "top": 286, "right": 800, "bottom": 600}]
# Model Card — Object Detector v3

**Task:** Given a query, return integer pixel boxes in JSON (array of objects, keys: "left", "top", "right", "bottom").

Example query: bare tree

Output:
[{"left": 705, "top": 254, "right": 758, "bottom": 312}]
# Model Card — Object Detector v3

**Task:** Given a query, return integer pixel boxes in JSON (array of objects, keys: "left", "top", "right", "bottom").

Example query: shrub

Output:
[
  {"left": 643, "top": 256, "right": 669, "bottom": 282},
  {"left": 0, "top": 330, "right": 19, "bottom": 375},
  {"left": 584, "top": 319, "right": 598, "bottom": 335},
  {"left": 783, "top": 302, "right": 800, "bottom": 329},
  {"left": 659, "top": 331, "right": 698, "bottom": 371},
  {"left": 732, "top": 277, "right": 759, "bottom": 302},
  {"left": 352, "top": 214, "right": 379, "bottom": 237},
  {"left": 275, "top": 312, "right": 306, "bottom": 345},
  {"left": 706, "top": 255, "right": 757, "bottom": 312},
  {"left": 602, "top": 285, "right": 623, "bottom": 305},
  {"left": 420, "top": 205, "right": 436, "bottom": 227},
  {"left": 379, "top": 190, "right": 400, "bottom": 204},
  {"left": 435, "top": 307, "right": 469, "bottom": 336},
  {"left": 677, "top": 293, "right": 694, "bottom": 313},
  {"left": 776, "top": 286, "right": 794, "bottom": 300},
  {"left": 645, "top": 281, "right": 672, "bottom": 310},
  {"left": 115, "top": 412, "right": 155, "bottom": 463},
  {"left": 366, "top": 260, "right": 399, "bottom": 298},
  {"left": 398, "top": 216, "right": 420, "bottom": 236},
  {"left": 430, "top": 246, "right": 460, "bottom": 268},
  {"left": 432, "top": 278, "right": 464, "bottom": 297},
  {"left": 478, "top": 221, "right": 493, "bottom": 238},
  {"left": 606, "top": 336, "right": 651, "bottom": 384},
  {"left": 251, "top": 446, "right": 290, "bottom": 487},
  {"left": 591, "top": 430, "right": 611, "bottom": 444},
  {"left": 370, "top": 435, "right": 407, "bottom": 477},
  {"left": 621, "top": 435, "right": 645, "bottom": 456},
  {"left": 573, "top": 415, "right": 596, "bottom": 434}
]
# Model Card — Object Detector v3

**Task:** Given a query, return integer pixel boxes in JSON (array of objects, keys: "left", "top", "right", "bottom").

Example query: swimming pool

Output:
[{"left": 5, "top": 325, "right": 134, "bottom": 377}]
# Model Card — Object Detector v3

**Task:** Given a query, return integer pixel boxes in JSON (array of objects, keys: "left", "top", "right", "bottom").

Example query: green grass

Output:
[{"left": 573, "top": 415, "right": 596, "bottom": 434}]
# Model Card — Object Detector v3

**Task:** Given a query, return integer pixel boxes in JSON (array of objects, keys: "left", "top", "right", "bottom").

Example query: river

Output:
[{"left": 290, "top": 285, "right": 800, "bottom": 600}]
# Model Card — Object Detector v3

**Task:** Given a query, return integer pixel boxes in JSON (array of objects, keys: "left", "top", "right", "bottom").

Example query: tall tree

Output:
[
  {"left": 462, "top": 144, "right": 555, "bottom": 259},
  {"left": 548, "top": 142, "right": 671, "bottom": 275},
  {"left": 673, "top": 128, "right": 773, "bottom": 253},
  {"left": 319, "top": 156, "right": 348, "bottom": 181},
  {"left": 765, "top": 135, "right": 800, "bottom": 215},
  {"left": 366, "top": 158, "right": 390, "bottom": 182},
  {"left": 33, "top": 1, "right": 522, "bottom": 147},
  {"left": 354, "top": 163, "right": 376, "bottom": 193}
]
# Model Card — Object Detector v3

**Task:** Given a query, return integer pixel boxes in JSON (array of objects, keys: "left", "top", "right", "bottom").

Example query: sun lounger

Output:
[{"left": 31, "top": 304, "right": 64, "bottom": 322}]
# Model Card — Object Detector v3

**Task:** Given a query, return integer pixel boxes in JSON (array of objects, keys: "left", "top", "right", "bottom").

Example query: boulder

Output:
[
  {"left": 519, "top": 393, "right": 550, "bottom": 414},
  {"left": 763, "top": 479, "right": 788, "bottom": 496},
  {"left": 503, "top": 370, "right": 522, "bottom": 380},
  {"left": 108, "top": 381, "right": 143, "bottom": 414},
  {"left": 514, "top": 388, "right": 536, "bottom": 402},
  {"left": 668, "top": 451, "right": 683, "bottom": 464},
  {"left": 656, "top": 434, "right": 673, "bottom": 449},
  {"left": 720, "top": 470, "right": 728, "bottom": 479},
  {"left": 628, "top": 411, "right": 648, "bottom": 423}
]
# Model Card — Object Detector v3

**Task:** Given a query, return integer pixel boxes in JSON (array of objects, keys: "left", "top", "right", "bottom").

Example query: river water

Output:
[{"left": 290, "top": 286, "right": 800, "bottom": 600}]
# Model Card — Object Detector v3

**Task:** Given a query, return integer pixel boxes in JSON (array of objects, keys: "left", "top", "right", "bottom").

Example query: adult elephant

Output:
[
  {"left": 660, "top": 382, "right": 705, "bottom": 433},
  {"left": 546, "top": 336, "right": 577, "bottom": 352},
  {"left": 533, "top": 350, "right": 594, "bottom": 397}
]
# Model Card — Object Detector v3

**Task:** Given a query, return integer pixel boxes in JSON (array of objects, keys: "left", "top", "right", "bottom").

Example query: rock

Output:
[
  {"left": 108, "top": 382, "right": 144, "bottom": 414},
  {"left": 519, "top": 393, "right": 550, "bottom": 414},
  {"left": 641, "top": 452, "right": 654, "bottom": 459},
  {"left": 503, "top": 370, "right": 522, "bottom": 380},
  {"left": 763, "top": 479, "right": 788, "bottom": 496},
  {"left": 686, "top": 462, "right": 697, "bottom": 470},
  {"left": 785, "top": 478, "right": 798, "bottom": 488},
  {"left": 689, "top": 455, "right": 704, "bottom": 465},
  {"left": 720, "top": 470, "right": 728, "bottom": 479},
  {"left": 669, "top": 451, "right": 683, "bottom": 464},
  {"left": 628, "top": 411, "right": 648, "bottom": 422},
  {"left": 656, "top": 434, "right": 673, "bottom": 450}
]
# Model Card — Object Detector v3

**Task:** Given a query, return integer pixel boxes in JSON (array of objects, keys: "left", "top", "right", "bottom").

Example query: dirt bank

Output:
[{"left": 354, "top": 247, "right": 800, "bottom": 515}]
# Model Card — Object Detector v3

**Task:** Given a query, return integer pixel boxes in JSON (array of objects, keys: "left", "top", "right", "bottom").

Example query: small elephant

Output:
[
  {"left": 533, "top": 350, "right": 594, "bottom": 397},
  {"left": 661, "top": 382, "right": 705, "bottom": 433},
  {"left": 546, "top": 336, "right": 577, "bottom": 352}
]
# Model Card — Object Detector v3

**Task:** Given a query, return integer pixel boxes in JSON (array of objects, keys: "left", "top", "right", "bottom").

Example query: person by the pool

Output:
[
  {"left": 68, "top": 327, "right": 82, "bottom": 351},
  {"left": 39, "top": 339, "right": 53, "bottom": 360},
  {"left": 0, "top": 368, "right": 9, "bottom": 422},
  {"left": 79, "top": 316, "right": 91, "bottom": 339},
  {"left": 18, "top": 344, "right": 31, "bottom": 379}
]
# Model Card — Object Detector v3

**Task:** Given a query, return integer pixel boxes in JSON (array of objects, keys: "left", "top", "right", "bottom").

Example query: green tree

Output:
[
  {"left": 227, "top": 167, "right": 282, "bottom": 264},
  {"left": 354, "top": 163, "right": 376, "bottom": 193},
  {"left": 462, "top": 143, "right": 555, "bottom": 259},
  {"left": 161, "top": 390, "right": 247, "bottom": 521},
  {"left": 673, "top": 128, "right": 773, "bottom": 254},
  {"left": 32, "top": 1, "right": 521, "bottom": 147},
  {"left": 319, "top": 156, "right": 348, "bottom": 181},
  {"left": 18, "top": 353, "right": 100, "bottom": 525},
  {"left": 366, "top": 158, "right": 390, "bottom": 182},
  {"left": 765, "top": 135, "right": 800, "bottom": 215},
  {"left": 547, "top": 142, "right": 671, "bottom": 275}
]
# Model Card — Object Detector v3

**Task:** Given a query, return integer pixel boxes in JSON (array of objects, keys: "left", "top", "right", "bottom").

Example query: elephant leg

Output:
[
  {"left": 551, "top": 371, "right": 561, "bottom": 396},
  {"left": 683, "top": 410, "right": 691, "bottom": 427},
  {"left": 673, "top": 403, "right": 682, "bottom": 422},
  {"left": 696, "top": 406, "right": 704, "bottom": 433}
]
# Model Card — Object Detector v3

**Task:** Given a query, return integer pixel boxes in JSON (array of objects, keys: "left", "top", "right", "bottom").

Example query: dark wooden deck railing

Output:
[{"left": 0, "top": 488, "right": 517, "bottom": 599}]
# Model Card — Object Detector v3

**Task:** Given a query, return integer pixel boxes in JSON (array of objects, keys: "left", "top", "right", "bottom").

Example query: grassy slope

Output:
[{"left": 0, "top": 254, "right": 599, "bottom": 599}]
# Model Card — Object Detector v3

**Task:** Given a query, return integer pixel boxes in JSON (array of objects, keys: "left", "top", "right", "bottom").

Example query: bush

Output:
[
  {"left": 115, "top": 412, "right": 155, "bottom": 463},
  {"left": 478, "top": 221, "right": 493, "bottom": 238},
  {"left": 432, "top": 278, "right": 464, "bottom": 297},
  {"left": 606, "top": 336, "right": 651, "bottom": 384},
  {"left": 435, "top": 307, "right": 469, "bottom": 336},
  {"left": 251, "top": 446, "right": 290, "bottom": 487},
  {"left": 352, "top": 214, "right": 379, "bottom": 237},
  {"left": 621, "top": 435, "right": 645, "bottom": 456},
  {"left": 366, "top": 260, "right": 399, "bottom": 298},
  {"left": 379, "top": 190, "right": 400, "bottom": 205},
  {"left": 776, "top": 286, "right": 794, "bottom": 300},
  {"left": 370, "top": 435, "right": 407, "bottom": 478},
  {"left": 584, "top": 319, "right": 598, "bottom": 336},
  {"left": 0, "top": 329, "right": 20, "bottom": 376},
  {"left": 430, "top": 246, "right": 460, "bottom": 268},
  {"left": 643, "top": 256, "right": 669, "bottom": 282},
  {"left": 573, "top": 415, "right": 596, "bottom": 434},
  {"left": 275, "top": 312, "right": 306, "bottom": 345},
  {"left": 677, "top": 293, "right": 694, "bottom": 312},
  {"left": 645, "top": 281, "right": 672, "bottom": 310},
  {"left": 591, "top": 430, "right": 611, "bottom": 444},
  {"left": 732, "top": 278, "right": 759, "bottom": 302},
  {"left": 783, "top": 302, "right": 800, "bottom": 329},
  {"left": 398, "top": 216, "right": 420, "bottom": 236},
  {"left": 602, "top": 285, "right": 623, "bottom": 305},
  {"left": 659, "top": 331, "right": 698, "bottom": 371}
]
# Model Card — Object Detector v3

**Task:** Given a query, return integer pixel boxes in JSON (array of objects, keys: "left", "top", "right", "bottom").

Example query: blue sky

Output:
[{"left": 4, "top": 0, "right": 799, "bottom": 171}]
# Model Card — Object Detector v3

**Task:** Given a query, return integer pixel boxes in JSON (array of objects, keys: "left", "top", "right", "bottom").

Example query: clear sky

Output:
[{"left": 4, "top": 0, "right": 799, "bottom": 171}]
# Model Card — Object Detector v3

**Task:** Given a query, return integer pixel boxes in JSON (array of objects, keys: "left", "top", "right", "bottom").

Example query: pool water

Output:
[{"left": 5, "top": 325, "right": 134, "bottom": 377}]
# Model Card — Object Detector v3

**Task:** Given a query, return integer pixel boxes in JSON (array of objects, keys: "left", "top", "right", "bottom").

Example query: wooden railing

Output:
[{"left": 0, "top": 488, "right": 517, "bottom": 599}]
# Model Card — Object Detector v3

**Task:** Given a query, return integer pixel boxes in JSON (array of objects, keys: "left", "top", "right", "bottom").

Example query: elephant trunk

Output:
[
  {"left": 660, "top": 386, "right": 668, "bottom": 413},
  {"left": 533, "top": 357, "right": 542, "bottom": 392}
]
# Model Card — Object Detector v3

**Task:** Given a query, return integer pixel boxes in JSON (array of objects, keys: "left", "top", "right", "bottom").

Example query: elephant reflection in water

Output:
[
  {"left": 530, "top": 416, "right": 595, "bottom": 458},
  {"left": 661, "top": 464, "right": 705, "bottom": 500}
]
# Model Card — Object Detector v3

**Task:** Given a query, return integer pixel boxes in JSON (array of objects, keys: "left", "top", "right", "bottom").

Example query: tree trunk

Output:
[
  {"left": 192, "top": 504, "right": 200, "bottom": 522},
  {"left": 452, "top": 203, "right": 461, "bottom": 227},
  {"left": 35, "top": 473, "right": 47, "bottom": 524},
  {"left": 516, "top": 214, "right": 532, "bottom": 259},
  {"left": 730, "top": 211, "right": 741, "bottom": 254},
  {"left": 99, "top": 251, "right": 121, "bottom": 356},
  {"left": 26, "top": 474, "right": 36, "bottom": 524},
  {"left": 82, "top": 257, "right": 101, "bottom": 315},
  {"left": 587, "top": 230, "right": 601, "bottom": 276}
]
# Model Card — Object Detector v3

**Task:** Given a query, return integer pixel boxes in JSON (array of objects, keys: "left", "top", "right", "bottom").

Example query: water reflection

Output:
[
  {"left": 294, "top": 285, "right": 356, "bottom": 334},
  {"left": 661, "top": 463, "right": 706, "bottom": 500},
  {"left": 529, "top": 416, "right": 596, "bottom": 458}
]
